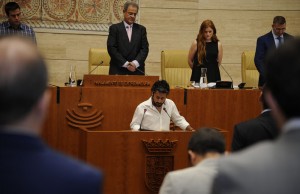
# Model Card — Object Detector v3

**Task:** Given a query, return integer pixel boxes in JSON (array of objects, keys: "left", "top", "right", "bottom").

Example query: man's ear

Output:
[
  {"left": 188, "top": 150, "right": 196, "bottom": 164},
  {"left": 35, "top": 89, "right": 51, "bottom": 121},
  {"left": 258, "top": 90, "right": 263, "bottom": 103}
]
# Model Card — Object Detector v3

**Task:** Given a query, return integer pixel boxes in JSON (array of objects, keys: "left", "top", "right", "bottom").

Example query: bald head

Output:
[
  {"left": 0, "top": 37, "right": 48, "bottom": 125},
  {"left": 0, "top": 37, "right": 40, "bottom": 81}
]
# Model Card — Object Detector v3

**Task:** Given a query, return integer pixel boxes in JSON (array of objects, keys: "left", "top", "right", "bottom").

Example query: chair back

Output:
[
  {"left": 88, "top": 48, "right": 110, "bottom": 74},
  {"left": 161, "top": 50, "right": 192, "bottom": 88},
  {"left": 241, "top": 51, "right": 259, "bottom": 87}
]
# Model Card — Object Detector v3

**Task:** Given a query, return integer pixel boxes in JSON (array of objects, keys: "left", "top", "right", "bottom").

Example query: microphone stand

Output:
[
  {"left": 219, "top": 64, "right": 233, "bottom": 88},
  {"left": 139, "top": 109, "right": 147, "bottom": 131},
  {"left": 89, "top": 61, "right": 104, "bottom": 74},
  {"left": 80, "top": 60, "right": 103, "bottom": 86},
  {"left": 128, "top": 63, "right": 148, "bottom": 76},
  {"left": 163, "top": 108, "right": 175, "bottom": 131}
]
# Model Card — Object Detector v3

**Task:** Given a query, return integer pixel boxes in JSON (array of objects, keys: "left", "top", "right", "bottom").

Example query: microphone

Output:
[
  {"left": 216, "top": 64, "right": 233, "bottom": 89},
  {"left": 89, "top": 60, "right": 104, "bottom": 74},
  {"left": 163, "top": 107, "right": 171, "bottom": 118},
  {"left": 139, "top": 109, "right": 147, "bottom": 131},
  {"left": 136, "top": 68, "right": 148, "bottom": 76},
  {"left": 163, "top": 108, "right": 175, "bottom": 131},
  {"left": 128, "top": 63, "right": 148, "bottom": 76},
  {"left": 80, "top": 60, "right": 103, "bottom": 86}
]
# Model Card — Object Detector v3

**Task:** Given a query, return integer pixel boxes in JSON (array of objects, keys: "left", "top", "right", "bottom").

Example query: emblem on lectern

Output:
[
  {"left": 142, "top": 139, "right": 178, "bottom": 193},
  {"left": 66, "top": 102, "right": 104, "bottom": 130}
]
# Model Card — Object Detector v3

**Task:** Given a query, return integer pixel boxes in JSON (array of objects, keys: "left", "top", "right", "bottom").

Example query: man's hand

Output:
[
  {"left": 186, "top": 125, "right": 195, "bottom": 131},
  {"left": 127, "top": 62, "right": 136, "bottom": 72}
]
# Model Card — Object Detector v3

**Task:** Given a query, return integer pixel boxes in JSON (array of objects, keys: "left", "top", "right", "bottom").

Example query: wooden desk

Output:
[
  {"left": 43, "top": 87, "right": 185, "bottom": 157},
  {"left": 186, "top": 88, "right": 261, "bottom": 149},
  {"left": 43, "top": 87, "right": 260, "bottom": 155},
  {"left": 79, "top": 130, "right": 193, "bottom": 194},
  {"left": 42, "top": 87, "right": 260, "bottom": 193}
]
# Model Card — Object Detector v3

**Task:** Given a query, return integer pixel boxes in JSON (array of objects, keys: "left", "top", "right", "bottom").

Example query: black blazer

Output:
[
  {"left": 107, "top": 22, "right": 149, "bottom": 75},
  {"left": 231, "top": 110, "right": 279, "bottom": 151},
  {"left": 0, "top": 133, "right": 103, "bottom": 194},
  {"left": 254, "top": 31, "right": 293, "bottom": 86}
]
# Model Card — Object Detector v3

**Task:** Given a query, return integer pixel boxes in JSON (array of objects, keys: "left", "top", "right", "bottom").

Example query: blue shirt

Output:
[{"left": 0, "top": 21, "right": 36, "bottom": 44}]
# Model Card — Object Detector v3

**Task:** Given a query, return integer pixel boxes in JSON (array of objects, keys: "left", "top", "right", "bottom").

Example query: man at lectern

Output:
[
  {"left": 107, "top": 1, "right": 149, "bottom": 75},
  {"left": 130, "top": 80, "right": 194, "bottom": 131}
]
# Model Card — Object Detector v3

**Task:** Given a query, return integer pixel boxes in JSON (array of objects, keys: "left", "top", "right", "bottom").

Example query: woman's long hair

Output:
[{"left": 197, "top": 20, "right": 219, "bottom": 64}]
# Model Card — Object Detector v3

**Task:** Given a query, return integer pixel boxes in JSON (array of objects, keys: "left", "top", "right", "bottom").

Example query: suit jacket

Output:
[
  {"left": 254, "top": 31, "right": 293, "bottom": 86},
  {"left": 107, "top": 21, "right": 149, "bottom": 75},
  {"left": 159, "top": 158, "right": 218, "bottom": 194},
  {"left": 212, "top": 120, "right": 300, "bottom": 194},
  {"left": 0, "top": 133, "right": 103, "bottom": 194},
  {"left": 231, "top": 110, "right": 279, "bottom": 151}
]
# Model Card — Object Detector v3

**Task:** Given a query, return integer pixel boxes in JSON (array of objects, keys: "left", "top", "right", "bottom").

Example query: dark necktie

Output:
[{"left": 277, "top": 36, "right": 282, "bottom": 47}]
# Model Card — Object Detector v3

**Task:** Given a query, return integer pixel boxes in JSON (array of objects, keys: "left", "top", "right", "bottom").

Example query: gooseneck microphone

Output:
[
  {"left": 89, "top": 60, "right": 104, "bottom": 74},
  {"left": 163, "top": 108, "right": 175, "bottom": 131},
  {"left": 139, "top": 109, "right": 147, "bottom": 131},
  {"left": 219, "top": 64, "right": 233, "bottom": 88},
  {"left": 163, "top": 108, "right": 171, "bottom": 119},
  {"left": 128, "top": 63, "right": 148, "bottom": 76}
]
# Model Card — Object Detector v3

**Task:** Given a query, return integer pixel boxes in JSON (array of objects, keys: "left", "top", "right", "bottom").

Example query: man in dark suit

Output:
[
  {"left": 107, "top": 1, "right": 149, "bottom": 75},
  {"left": 212, "top": 38, "right": 300, "bottom": 194},
  {"left": 231, "top": 88, "right": 279, "bottom": 151},
  {"left": 254, "top": 16, "right": 293, "bottom": 87},
  {"left": 0, "top": 37, "right": 103, "bottom": 194}
]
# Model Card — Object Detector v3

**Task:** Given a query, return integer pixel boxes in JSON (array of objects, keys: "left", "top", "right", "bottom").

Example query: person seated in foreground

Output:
[
  {"left": 231, "top": 86, "right": 279, "bottom": 151},
  {"left": 159, "top": 127, "right": 225, "bottom": 194},
  {"left": 0, "top": 36, "right": 103, "bottom": 194},
  {"left": 212, "top": 38, "right": 300, "bottom": 194}
]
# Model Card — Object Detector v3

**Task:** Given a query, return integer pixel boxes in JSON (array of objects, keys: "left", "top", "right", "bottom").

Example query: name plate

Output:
[{"left": 83, "top": 75, "right": 159, "bottom": 87}]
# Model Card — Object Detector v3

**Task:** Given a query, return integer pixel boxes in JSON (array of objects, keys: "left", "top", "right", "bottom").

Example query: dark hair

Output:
[
  {"left": 123, "top": 1, "right": 139, "bottom": 13},
  {"left": 265, "top": 38, "right": 300, "bottom": 119},
  {"left": 151, "top": 80, "right": 170, "bottom": 94},
  {"left": 273, "top": 16, "right": 286, "bottom": 25},
  {"left": 5, "top": 2, "right": 20, "bottom": 16},
  {"left": 188, "top": 127, "right": 225, "bottom": 155},
  {"left": 0, "top": 38, "right": 48, "bottom": 125}
]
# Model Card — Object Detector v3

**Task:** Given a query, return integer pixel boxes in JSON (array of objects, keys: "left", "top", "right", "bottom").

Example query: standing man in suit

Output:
[
  {"left": 107, "top": 1, "right": 149, "bottom": 75},
  {"left": 212, "top": 39, "right": 300, "bottom": 194},
  {"left": 0, "top": 2, "right": 36, "bottom": 43},
  {"left": 0, "top": 36, "right": 103, "bottom": 194},
  {"left": 159, "top": 128, "right": 225, "bottom": 194},
  {"left": 231, "top": 87, "right": 279, "bottom": 151},
  {"left": 254, "top": 16, "right": 293, "bottom": 87}
]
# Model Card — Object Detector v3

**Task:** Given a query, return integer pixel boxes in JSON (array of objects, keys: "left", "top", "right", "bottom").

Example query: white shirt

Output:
[{"left": 130, "top": 97, "right": 190, "bottom": 131}]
